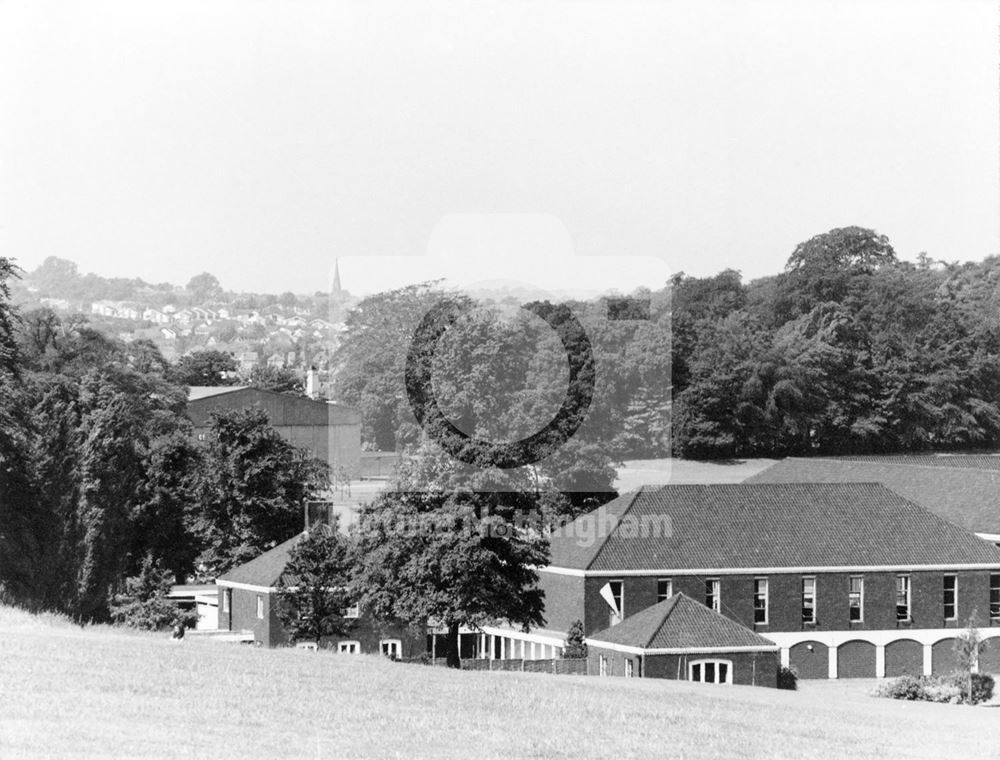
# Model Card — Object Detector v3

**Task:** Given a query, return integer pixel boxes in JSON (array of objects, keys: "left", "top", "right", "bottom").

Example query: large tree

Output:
[
  {"left": 353, "top": 444, "right": 549, "bottom": 668},
  {"left": 275, "top": 524, "right": 355, "bottom": 646},
  {"left": 171, "top": 349, "right": 238, "bottom": 386},
  {"left": 193, "top": 408, "right": 331, "bottom": 575}
]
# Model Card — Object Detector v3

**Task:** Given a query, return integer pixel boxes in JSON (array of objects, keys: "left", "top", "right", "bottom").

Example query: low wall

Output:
[{"left": 399, "top": 657, "right": 589, "bottom": 675}]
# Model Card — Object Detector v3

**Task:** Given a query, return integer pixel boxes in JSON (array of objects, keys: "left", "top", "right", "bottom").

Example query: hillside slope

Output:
[{"left": 0, "top": 606, "right": 997, "bottom": 760}]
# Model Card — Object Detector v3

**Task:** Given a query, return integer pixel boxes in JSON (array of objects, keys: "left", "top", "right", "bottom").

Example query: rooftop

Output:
[
  {"left": 547, "top": 483, "right": 1000, "bottom": 572},
  {"left": 217, "top": 535, "right": 302, "bottom": 588},
  {"left": 746, "top": 457, "right": 1000, "bottom": 535},
  {"left": 587, "top": 593, "right": 777, "bottom": 651}
]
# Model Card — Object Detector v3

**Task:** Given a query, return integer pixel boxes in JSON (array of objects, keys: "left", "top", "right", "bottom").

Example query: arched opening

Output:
[
  {"left": 789, "top": 641, "right": 828, "bottom": 679},
  {"left": 884, "top": 639, "right": 922, "bottom": 678},
  {"left": 837, "top": 640, "right": 876, "bottom": 679}
]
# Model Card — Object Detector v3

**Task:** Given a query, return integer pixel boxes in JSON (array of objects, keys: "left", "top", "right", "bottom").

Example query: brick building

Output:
[
  {"left": 486, "top": 483, "right": 1000, "bottom": 680},
  {"left": 187, "top": 386, "right": 362, "bottom": 477},
  {"left": 216, "top": 534, "right": 421, "bottom": 656},
  {"left": 586, "top": 593, "right": 779, "bottom": 686}
]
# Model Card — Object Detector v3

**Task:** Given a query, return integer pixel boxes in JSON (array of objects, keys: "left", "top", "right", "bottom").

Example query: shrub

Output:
[
  {"left": 946, "top": 673, "right": 994, "bottom": 705},
  {"left": 777, "top": 665, "right": 798, "bottom": 690},
  {"left": 872, "top": 674, "right": 924, "bottom": 701},
  {"left": 563, "top": 620, "right": 588, "bottom": 659},
  {"left": 109, "top": 557, "right": 196, "bottom": 631},
  {"left": 873, "top": 673, "right": 994, "bottom": 705}
]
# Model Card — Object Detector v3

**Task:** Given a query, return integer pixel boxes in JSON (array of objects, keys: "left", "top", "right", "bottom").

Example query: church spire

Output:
[{"left": 332, "top": 258, "right": 342, "bottom": 293}]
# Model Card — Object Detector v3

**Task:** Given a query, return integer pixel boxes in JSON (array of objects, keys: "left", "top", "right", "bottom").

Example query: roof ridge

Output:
[
  {"left": 586, "top": 489, "right": 644, "bottom": 572},
  {"left": 786, "top": 456, "right": 1000, "bottom": 474},
  {"left": 645, "top": 593, "right": 684, "bottom": 648}
]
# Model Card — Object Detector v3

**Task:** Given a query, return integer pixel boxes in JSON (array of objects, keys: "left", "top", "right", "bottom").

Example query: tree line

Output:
[
  {"left": 0, "top": 260, "right": 329, "bottom": 621},
  {"left": 672, "top": 226, "right": 1000, "bottom": 458}
]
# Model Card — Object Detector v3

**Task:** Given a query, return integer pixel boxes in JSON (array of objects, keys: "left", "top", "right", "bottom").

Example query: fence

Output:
[{"left": 399, "top": 657, "right": 589, "bottom": 676}]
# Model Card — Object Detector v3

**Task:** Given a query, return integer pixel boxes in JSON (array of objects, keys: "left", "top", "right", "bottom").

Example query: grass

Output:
[{"left": 2, "top": 606, "right": 999, "bottom": 759}]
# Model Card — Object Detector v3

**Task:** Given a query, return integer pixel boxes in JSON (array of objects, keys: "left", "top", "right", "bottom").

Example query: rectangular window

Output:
[
  {"left": 753, "top": 578, "right": 768, "bottom": 624},
  {"left": 222, "top": 589, "right": 231, "bottom": 613},
  {"left": 992, "top": 574, "right": 1000, "bottom": 620},
  {"left": 599, "top": 655, "right": 608, "bottom": 676},
  {"left": 943, "top": 575, "right": 957, "bottom": 620},
  {"left": 657, "top": 578, "right": 673, "bottom": 603},
  {"left": 608, "top": 580, "right": 624, "bottom": 626},
  {"left": 343, "top": 603, "right": 361, "bottom": 619},
  {"left": 624, "top": 659, "right": 634, "bottom": 678},
  {"left": 849, "top": 576, "right": 863, "bottom": 622},
  {"left": 705, "top": 579, "right": 720, "bottom": 613},
  {"left": 896, "top": 575, "right": 911, "bottom": 621},
  {"left": 256, "top": 595, "right": 264, "bottom": 620},
  {"left": 338, "top": 641, "right": 360, "bottom": 654},
  {"left": 801, "top": 577, "right": 816, "bottom": 624},
  {"left": 380, "top": 639, "right": 402, "bottom": 658}
]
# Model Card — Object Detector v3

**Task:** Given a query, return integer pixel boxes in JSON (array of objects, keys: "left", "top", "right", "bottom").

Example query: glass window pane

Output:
[
  {"left": 705, "top": 662, "right": 716, "bottom": 683},
  {"left": 718, "top": 662, "right": 729, "bottom": 683}
]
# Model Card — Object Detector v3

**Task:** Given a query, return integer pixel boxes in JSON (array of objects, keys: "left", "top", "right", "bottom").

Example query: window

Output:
[
  {"left": 943, "top": 575, "right": 957, "bottom": 620},
  {"left": 624, "top": 659, "right": 634, "bottom": 678},
  {"left": 256, "top": 595, "right": 264, "bottom": 620},
  {"left": 338, "top": 641, "right": 361, "bottom": 654},
  {"left": 688, "top": 659, "right": 733, "bottom": 684},
  {"left": 599, "top": 655, "right": 609, "bottom": 676},
  {"left": 222, "top": 589, "right": 231, "bottom": 613},
  {"left": 380, "top": 639, "right": 402, "bottom": 658},
  {"left": 657, "top": 578, "right": 673, "bottom": 603},
  {"left": 343, "top": 603, "right": 361, "bottom": 619},
  {"left": 992, "top": 575, "right": 1000, "bottom": 620},
  {"left": 608, "top": 580, "right": 624, "bottom": 626},
  {"left": 753, "top": 578, "right": 768, "bottom": 624},
  {"left": 801, "top": 577, "right": 816, "bottom": 624},
  {"left": 896, "top": 575, "right": 911, "bottom": 621},
  {"left": 705, "top": 579, "right": 720, "bottom": 613},
  {"left": 849, "top": 576, "right": 863, "bottom": 622}
]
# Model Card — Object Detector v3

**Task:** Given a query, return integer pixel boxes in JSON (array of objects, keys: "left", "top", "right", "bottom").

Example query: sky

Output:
[{"left": 0, "top": 1, "right": 997, "bottom": 297}]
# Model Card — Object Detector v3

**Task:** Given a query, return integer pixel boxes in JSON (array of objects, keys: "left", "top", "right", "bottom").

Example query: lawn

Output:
[{"left": 1, "top": 606, "right": 998, "bottom": 759}]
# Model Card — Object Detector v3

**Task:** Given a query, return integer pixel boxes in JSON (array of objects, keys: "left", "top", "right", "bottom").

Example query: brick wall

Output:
[
  {"left": 580, "top": 569, "right": 1000, "bottom": 636},
  {"left": 223, "top": 585, "right": 420, "bottom": 653},
  {"left": 587, "top": 646, "right": 778, "bottom": 687}
]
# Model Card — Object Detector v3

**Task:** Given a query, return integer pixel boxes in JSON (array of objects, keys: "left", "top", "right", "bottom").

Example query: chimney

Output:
[{"left": 306, "top": 367, "right": 320, "bottom": 399}]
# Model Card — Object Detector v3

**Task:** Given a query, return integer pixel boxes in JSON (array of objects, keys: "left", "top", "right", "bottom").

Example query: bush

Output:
[
  {"left": 872, "top": 674, "right": 925, "bottom": 701},
  {"left": 946, "top": 673, "right": 994, "bottom": 705},
  {"left": 777, "top": 665, "right": 798, "bottom": 690},
  {"left": 873, "top": 673, "right": 994, "bottom": 705},
  {"left": 109, "top": 556, "right": 195, "bottom": 631}
]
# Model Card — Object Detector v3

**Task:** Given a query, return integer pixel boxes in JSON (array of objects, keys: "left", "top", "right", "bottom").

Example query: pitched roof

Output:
[
  {"left": 747, "top": 457, "right": 1000, "bottom": 535},
  {"left": 187, "top": 385, "right": 249, "bottom": 401},
  {"left": 587, "top": 593, "right": 776, "bottom": 651},
  {"left": 217, "top": 535, "right": 301, "bottom": 587},
  {"left": 547, "top": 483, "right": 1000, "bottom": 572}
]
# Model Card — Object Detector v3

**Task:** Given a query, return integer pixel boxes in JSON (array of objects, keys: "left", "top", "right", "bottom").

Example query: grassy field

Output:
[{"left": 2, "top": 606, "right": 998, "bottom": 759}]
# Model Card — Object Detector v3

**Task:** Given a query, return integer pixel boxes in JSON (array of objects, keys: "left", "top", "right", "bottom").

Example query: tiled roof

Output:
[
  {"left": 587, "top": 593, "right": 775, "bottom": 651},
  {"left": 217, "top": 535, "right": 301, "bottom": 587},
  {"left": 747, "top": 457, "right": 1000, "bottom": 534},
  {"left": 548, "top": 483, "right": 1000, "bottom": 571},
  {"left": 837, "top": 453, "right": 1000, "bottom": 471}
]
